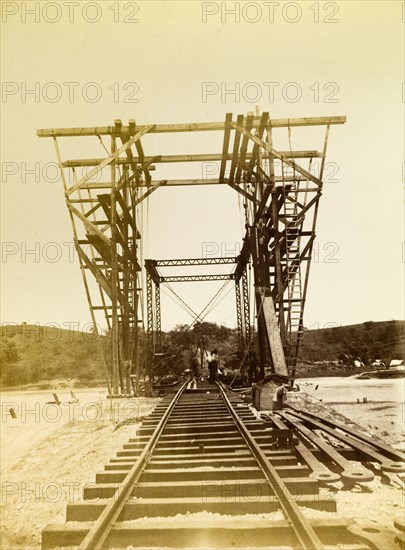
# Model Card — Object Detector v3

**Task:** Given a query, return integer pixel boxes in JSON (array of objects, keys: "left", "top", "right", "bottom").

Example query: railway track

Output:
[{"left": 42, "top": 380, "right": 405, "bottom": 549}]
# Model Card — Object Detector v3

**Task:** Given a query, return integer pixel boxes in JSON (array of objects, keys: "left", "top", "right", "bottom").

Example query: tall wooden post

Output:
[
  {"left": 53, "top": 137, "right": 112, "bottom": 396},
  {"left": 131, "top": 182, "right": 140, "bottom": 393},
  {"left": 267, "top": 123, "right": 286, "bottom": 347},
  {"left": 111, "top": 135, "right": 120, "bottom": 394}
]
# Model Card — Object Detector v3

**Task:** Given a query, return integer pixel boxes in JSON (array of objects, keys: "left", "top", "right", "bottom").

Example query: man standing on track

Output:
[
  {"left": 190, "top": 350, "right": 199, "bottom": 379},
  {"left": 208, "top": 348, "right": 219, "bottom": 383}
]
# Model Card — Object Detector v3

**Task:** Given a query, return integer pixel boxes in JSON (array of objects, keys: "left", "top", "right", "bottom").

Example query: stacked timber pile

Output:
[{"left": 286, "top": 391, "right": 371, "bottom": 432}]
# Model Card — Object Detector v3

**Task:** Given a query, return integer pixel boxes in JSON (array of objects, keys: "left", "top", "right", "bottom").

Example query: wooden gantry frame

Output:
[{"left": 38, "top": 113, "right": 345, "bottom": 394}]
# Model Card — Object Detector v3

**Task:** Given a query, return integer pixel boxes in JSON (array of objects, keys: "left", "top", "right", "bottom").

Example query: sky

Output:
[{"left": 1, "top": 0, "right": 404, "bottom": 333}]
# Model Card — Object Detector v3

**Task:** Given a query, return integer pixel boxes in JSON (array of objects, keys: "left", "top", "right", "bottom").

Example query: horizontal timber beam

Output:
[
  {"left": 37, "top": 116, "right": 346, "bottom": 138},
  {"left": 62, "top": 151, "right": 321, "bottom": 168},
  {"left": 79, "top": 177, "right": 313, "bottom": 189}
]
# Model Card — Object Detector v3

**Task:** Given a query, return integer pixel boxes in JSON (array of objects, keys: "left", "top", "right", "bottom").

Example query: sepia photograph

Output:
[{"left": 1, "top": 1, "right": 404, "bottom": 549}]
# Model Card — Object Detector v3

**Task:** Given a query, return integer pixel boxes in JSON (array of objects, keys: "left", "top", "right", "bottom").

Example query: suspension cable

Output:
[
  {"left": 160, "top": 286, "right": 200, "bottom": 322},
  {"left": 183, "top": 279, "right": 232, "bottom": 334},
  {"left": 97, "top": 134, "right": 122, "bottom": 179},
  {"left": 201, "top": 281, "right": 234, "bottom": 319},
  {"left": 162, "top": 283, "right": 203, "bottom": 322}
]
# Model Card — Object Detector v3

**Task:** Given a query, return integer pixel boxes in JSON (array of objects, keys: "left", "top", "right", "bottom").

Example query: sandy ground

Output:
[
  {"left": 0, "top": 380, "right": 404, "bottom": 549},
  {"left": 0, "top": 389, "right": 158, "bottom": 550}
]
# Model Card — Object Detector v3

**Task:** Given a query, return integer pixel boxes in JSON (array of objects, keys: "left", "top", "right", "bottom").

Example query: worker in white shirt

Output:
[{"left": 208, "top": 348, "right": 219, "bottom": 383}]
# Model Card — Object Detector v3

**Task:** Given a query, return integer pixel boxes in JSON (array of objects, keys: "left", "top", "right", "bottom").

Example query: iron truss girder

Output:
[
  {"left": 154, "top": 257, "right": 237, "bottom": 267},
  {"left": 161, "top": 274, "right": 234, "bottom": 283},
  {"left": 235, "top": 280, "right": 243, "bottom": 352}
]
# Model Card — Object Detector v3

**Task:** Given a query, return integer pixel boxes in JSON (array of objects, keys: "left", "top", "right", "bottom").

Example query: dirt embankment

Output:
[{"left": 0, "top": 390, "right": 159, "bottom": 550}]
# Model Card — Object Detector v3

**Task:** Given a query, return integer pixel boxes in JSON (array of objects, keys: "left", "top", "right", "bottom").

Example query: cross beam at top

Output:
[
  {"left": 153, "top": 258, "right": 238, "bottom": 267},
  {"left": 37, "top": 116, "right": 346, "bottom": 138},
  {"left": 145, "top": 258, "right": 239, "bottom": 283}
]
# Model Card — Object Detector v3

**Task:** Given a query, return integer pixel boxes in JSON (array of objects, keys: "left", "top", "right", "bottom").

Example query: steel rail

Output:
[
  {"left": 78, "top": 380, "right": 189, "bottom": 550},
  {"left": 216, "top": 383, "right": 324, "bottom": 550}
]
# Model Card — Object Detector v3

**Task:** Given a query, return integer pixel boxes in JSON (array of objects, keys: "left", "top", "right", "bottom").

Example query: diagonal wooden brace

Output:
[
  {"left": 66, "top": 125, "right": 155, "bottom": 196},
  {"left": 230, "top": 121, "right": 322, "bottom": 187}
]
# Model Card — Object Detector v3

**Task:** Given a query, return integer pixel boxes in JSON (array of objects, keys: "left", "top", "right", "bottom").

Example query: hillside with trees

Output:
[
  {"left": 1, "top": 320, "right": 404, "bottom": 388},
  {"left": 0, "top": 323, "right": 108, "bottom": 388},
  {"left": 299, "top": 320, "right": 404, "bottom": 364}
]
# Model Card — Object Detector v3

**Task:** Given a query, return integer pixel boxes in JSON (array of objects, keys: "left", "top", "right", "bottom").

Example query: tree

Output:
[{"left": 0, "top": 338, "right": 22, "bottom": 385}]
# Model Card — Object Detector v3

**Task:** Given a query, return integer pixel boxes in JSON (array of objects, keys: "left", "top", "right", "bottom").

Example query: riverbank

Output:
[
  {"left": 0, "top": 378, "right": 106, "bottom": 392},
  {"left": 0, "top": 368, "right": 383, "bottom": 394},
  {"left": 294, "top": 376, "right": 405, "bottom": 448},
  {"left": 295, "top": 364, "right": 370, "bottom": 378}
]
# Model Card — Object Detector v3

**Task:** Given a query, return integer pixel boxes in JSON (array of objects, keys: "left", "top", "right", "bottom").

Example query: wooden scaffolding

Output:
[{"left": 38, "top": 113, "right": 345, "bottom": 393}]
